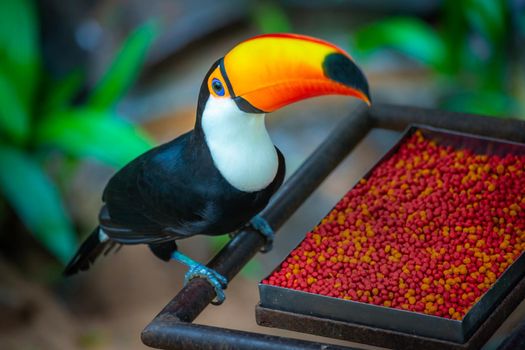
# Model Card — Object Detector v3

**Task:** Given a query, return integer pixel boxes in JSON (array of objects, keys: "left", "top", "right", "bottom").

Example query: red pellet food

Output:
[{"left": 264, "top": 130, "right": 525, "bottom": 320}]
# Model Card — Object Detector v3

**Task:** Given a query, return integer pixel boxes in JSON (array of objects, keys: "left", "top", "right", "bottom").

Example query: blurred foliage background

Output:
[
  {"left": 0, "top": 0, "right": 154, "bottom": 267},
  {"left": 352, "top": 0, "right": 525, "bottom": 117},
  {"left": 0, "top": 0, "right": 523, "bottom": 349}
]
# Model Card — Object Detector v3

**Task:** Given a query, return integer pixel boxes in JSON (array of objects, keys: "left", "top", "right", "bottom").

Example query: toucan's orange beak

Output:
[{"left": 222, "top": 33, "right": 371, "bottom": 113}]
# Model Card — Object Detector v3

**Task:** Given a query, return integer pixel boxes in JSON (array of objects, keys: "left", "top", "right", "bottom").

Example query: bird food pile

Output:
[{"left": 263, "top": 130, "right": 525, "bottom": 320}]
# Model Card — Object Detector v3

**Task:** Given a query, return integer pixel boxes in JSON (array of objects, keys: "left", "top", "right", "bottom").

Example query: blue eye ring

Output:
[{"left": 211, "top": 78, "right": 225, "bottom": 96}]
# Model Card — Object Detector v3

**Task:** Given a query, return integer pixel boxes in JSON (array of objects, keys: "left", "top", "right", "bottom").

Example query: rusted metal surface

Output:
[
  {"left": 142, "top": 104, "right": 525, "bottom": 350},
  {"left": 369, "top": 104, "right": 525, "bottom": 143},
  {"left": 142, "top": 321, "right": 356, "bottom": 350}
]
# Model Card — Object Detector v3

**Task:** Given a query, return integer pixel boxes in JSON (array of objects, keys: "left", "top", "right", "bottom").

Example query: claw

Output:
[
  {"left": 249, "top": 215, "right": 274, "bottom": 253},
  {"left": 184, "top": 264, "right": 228, "bottom": 305},
  {"left": 171, "top": 251, "right": 228, "bottom": 305}
]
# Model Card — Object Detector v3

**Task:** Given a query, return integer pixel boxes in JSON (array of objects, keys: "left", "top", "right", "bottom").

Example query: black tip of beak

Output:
[{"left": 323, "top": 53, "right": 372, "bottom": 104}]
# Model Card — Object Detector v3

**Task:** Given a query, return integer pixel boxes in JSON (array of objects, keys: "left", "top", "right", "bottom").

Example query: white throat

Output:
[{"left": 201, "top": 96, "right": 278, "bottom": 192}]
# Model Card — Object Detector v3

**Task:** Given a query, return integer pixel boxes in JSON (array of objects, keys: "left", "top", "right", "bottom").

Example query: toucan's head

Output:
[
  {"left": 196, "top": 33, "right": 371, "bottom": 120},
  {"left": 196, "top": 34, "right": 371, "bottom": 192}
]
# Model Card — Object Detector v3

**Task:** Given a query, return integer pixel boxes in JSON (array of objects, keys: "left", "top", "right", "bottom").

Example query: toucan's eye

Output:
[{"left": 211, "top": 78, "right": 225, "bottom": 96}]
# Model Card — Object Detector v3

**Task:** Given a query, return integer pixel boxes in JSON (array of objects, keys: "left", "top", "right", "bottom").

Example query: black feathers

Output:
[
  {"left": 149, "top": 241, "right": 178, "bottom": 261},
  {"left": 100, "top": 131, "right": 286, "bottom": 244},
  {"left": 63, "top": 227, "right": 118, "bottom": 276}
]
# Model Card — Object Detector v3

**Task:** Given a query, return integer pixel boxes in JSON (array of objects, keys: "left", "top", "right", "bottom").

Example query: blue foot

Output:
[
  {"left": 185, "top": 264, "right": 228, "bottom": 305},
  {"left": 249, "top": 215, "right": 274, "bottom": 253},
  {"left": 171, "top": 251, "right": 228, "bottom": 305}
]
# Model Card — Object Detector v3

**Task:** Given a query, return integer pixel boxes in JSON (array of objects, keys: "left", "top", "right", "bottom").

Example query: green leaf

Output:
[
  {"left": 354, "top": 17, "right": 447, "bottom": 72},
  {"left": 464, "top": 0, "right": 506, "bottom": 43},
  {"left": 36, "top": 109, "right": 154, "bottom": 167},
  {"left": 0, "top": 146, "right": 76, "bottom": 263},
  {"left": 0, "top": 72, "right": 29, "bottom": 144},
  {"left": 42, "top": 70, "right": 85, "bottom": 115},
  {"left": 88, "top": 22, "right": 157, "bottom": 110},
  {"left": 461, "top": 0, "right": 507, "bottom": 90},
  {"left": 441, "top": 91, "right": 521, "bottom": 118},
  {"left": 253, "top": 1, "right": 292, "bottom": 34},
  {"left": 441, "top": 0, "right": 468, "bottom": 75},
  {"left": 0, "top": 0, "right": 40, "bottom": 110}
]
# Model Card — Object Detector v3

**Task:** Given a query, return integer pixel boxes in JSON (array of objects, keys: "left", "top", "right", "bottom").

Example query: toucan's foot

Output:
[
  {"left": 249, "top": 215, "right": 274, "bottom": 253},
  {"left": 185, "top": 264, "right": 228, "bottom": 305},
  {"left": 171, "top": 251, "right": 228, "bottom": 305}
]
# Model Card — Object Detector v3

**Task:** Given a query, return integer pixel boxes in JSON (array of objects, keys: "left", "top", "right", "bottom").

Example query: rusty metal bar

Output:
[
  {"left": 142, "top": 104, "right": 371, "bottom": 349},
  {"left": 368, "top": 104, "right": 525, "bottom": 143},
  {"left": 143, "top": 321, "right": 354, "bottom": 350}
]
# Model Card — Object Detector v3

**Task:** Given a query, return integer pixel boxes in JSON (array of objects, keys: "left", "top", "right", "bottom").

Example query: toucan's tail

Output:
[{"left": 63, "top": 227, "right": 118, "bottom": 276}]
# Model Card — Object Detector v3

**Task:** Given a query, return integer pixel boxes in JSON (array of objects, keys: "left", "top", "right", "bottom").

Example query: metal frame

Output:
[
  {"left": 141, "top": 104, "right": 525, "bottom": 350},
  {"left": 257, "top": 269, "right": 525, "bottom": 350}
]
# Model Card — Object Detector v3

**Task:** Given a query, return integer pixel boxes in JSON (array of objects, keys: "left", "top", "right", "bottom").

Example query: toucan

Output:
[{"left": 64, "top": 33, "right": 371, "bottom": 304}]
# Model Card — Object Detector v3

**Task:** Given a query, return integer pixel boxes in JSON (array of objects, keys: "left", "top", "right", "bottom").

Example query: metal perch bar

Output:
[{"left": 142, "top": 104, "right": 525, "bottom": 350}]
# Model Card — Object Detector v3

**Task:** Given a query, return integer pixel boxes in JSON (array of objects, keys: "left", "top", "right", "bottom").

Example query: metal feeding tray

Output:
[{"left": 258, "top": 125, "right": 525, "bottom": 344}]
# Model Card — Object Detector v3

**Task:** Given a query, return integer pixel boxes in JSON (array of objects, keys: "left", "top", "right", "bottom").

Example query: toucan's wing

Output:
[
  {"left": 101, "top": 149, "right": 160, "bottom": 231},
  {"left": 101, "top": 131, "right": 213, "bottom": 243}
]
